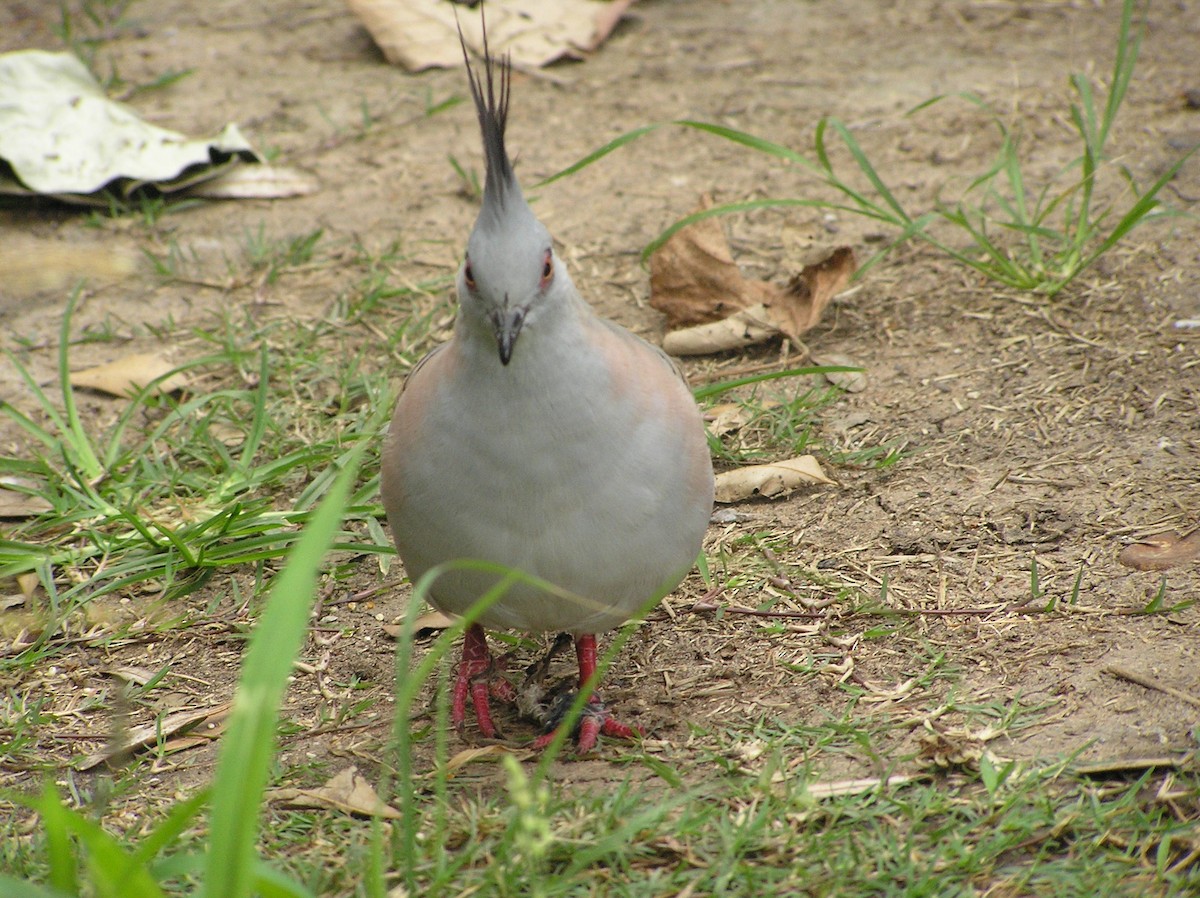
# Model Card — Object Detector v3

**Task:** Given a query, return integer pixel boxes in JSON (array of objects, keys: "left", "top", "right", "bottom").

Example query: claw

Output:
[
  {"left": 529, "top": 698, "right": 643, "bottom": 753},
  {"left": 451, "top": 623, "right": 513, "bottom": 738}
]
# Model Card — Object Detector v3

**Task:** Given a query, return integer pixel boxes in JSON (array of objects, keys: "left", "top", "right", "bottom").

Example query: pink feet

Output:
[
  {"left": 450, "top": 623, "right": 516, "bottom": 738},
  {"left": 528, "top": 633, "right": 643, "bottom": 753},
  {"left": 451, "top": 628, "right": 643, "bottom": 753}
]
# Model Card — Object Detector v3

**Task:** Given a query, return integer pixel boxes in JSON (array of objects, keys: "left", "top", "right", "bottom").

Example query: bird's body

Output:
[
  {"left": 384, "top": 296, "right": 712, "bottom": 635},
  {"left": 380, "top": 18, "right": 713, "bottom": 750}
]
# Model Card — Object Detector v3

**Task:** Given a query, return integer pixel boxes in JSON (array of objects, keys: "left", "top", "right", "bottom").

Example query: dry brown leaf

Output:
[
  {"left": 1117, "top": 527, "right": 1200, "bottom": 571},
  {"left": 0, "top": 594, "right": 26, "bottom": 612},
  {"left": 713, "top": 455, "right": 833, "bottom": 503},
  {"left": 649, "top": 197, "right": 767, "bottom": 328},
  {"left": 106, "top": 665, "right": 159, "bottom": 686},
  {"left": 72, "top": 353, "right": 189, "bottom": 397},
  {"left": 764, "top": 247, "right": 856, "bottom": 341},
  {"left": 345, "top": 0, "right": 637, "bottom": 71},
  {"left": 74, "top": 702, "right": 231, "bottom": 769},
  {"left": 918, "top": 724, "right": 1002, "bottom": 768},
  {"left": 649, "top": 195, "right": 855, "bottom": 354},
  {"left": 269, "top": 766, "right": 401, "bottom": 818}
]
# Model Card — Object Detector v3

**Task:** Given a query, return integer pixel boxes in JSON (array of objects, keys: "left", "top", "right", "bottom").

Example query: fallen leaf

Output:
[
  {"left": 765, "top": 248, "right": 856, "bottom": 341},
  {"left": 918, "top": 724, "right": 1003, "bottom": 769},
  {"left": 803, "top": 774, "right": 917, "bottom": 799},
  {"left": 1117, "top": 527, "right": 1200, "bottom": 571},
  {"left": 650, "top": 195, "right": 856, "bottom": 354},
  {"left": 17, "top": 573, "right": 38, "bottom": 599},
  {"left": 443, "top": 744, "right": 513, "bottom": 775},
  {"left": 106, "top": 666, "right": 160, "bottom": 687},
  {"left": 381, "top": 609, "right": 458, "bottom": 639},
  {"left": 649, "top": 198, "right": 768, "bottom": 329},
  {"left": 72, "top": 353, "right": 189, "bottom": 397},
  {"left": 706, "top": 400, "right": 781, "bottom": 437},
  {"left": 269, "top": 766, "right": 401, "bottom": 818},
  {"left": 186, "top": 164, "right": 319, "bottom": 199},
  {"left": 0, "top": 477, "right": 53, "bottom": 518},
  {"left": 811, "top": 350, "right": 868, "bottom": 393},
  {"left": 713, "top": 455, "right": 833, "bottom": 503},
  {"left": 0, "top": 595, "right": 26, "bottom": 612},
  {"left": 0, "top": 51, "right": 258, "bottom": 201},
  {"left": 345, "top": 0, "right": 637, "bottom": 72},
  {"left": 662, "top": 304, "right": 779, "bottom": 356},
  {"left": 74, "top": 702, "right": 231, "bottom": 769}
]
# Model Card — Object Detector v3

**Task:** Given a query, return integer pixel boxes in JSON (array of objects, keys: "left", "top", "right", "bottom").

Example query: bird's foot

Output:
[
  {"left": 451, "top": 623, "right": 516, "bottom": 739},
  {"left": 528, "top": 692, "right": 644, "bottom": 754}
]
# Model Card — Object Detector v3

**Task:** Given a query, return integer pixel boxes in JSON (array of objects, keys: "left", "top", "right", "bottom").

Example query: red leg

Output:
[
  {"left": 529, "top": 633, "right": 643, "bottom": 753},
  {"left": 452, "top": 623, "right": 501, "bottom": 738}
]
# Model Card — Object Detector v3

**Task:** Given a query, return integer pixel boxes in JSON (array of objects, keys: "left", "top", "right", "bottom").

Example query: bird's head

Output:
[{"left": 455, "top": 23, "right": 571, "bottom": 367}]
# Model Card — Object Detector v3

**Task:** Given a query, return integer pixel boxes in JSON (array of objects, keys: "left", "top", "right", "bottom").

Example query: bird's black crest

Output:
[{"left": 458, "top": 14, "right": 517, "bottom": 207}]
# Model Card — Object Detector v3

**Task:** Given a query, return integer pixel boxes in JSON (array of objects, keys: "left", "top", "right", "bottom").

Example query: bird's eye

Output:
[
  {"left": 463, "top": 260, "right": 476, "bottom": 289},
  {"left": 540, "top": 250, "right": 553, "bottom": 285}
]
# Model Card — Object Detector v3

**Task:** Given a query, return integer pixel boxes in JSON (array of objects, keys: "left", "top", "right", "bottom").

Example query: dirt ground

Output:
[{"left": 2, "top": 0, "right": 1198, "bottom": 802}]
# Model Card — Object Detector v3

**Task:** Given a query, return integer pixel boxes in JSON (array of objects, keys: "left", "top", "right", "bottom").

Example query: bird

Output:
[{"left": 380, "top": 19, "right": 714, "bottom": 753}]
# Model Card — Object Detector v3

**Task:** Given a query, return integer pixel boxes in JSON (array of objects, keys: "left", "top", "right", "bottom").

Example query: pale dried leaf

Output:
[
  {"left": 0, "top": 239, "right": 138, "bottom": 295},
  {"left": 918, "top": 724, "right": 1003, "bottom": 768},
  {"left": 812, "top": 350, "right": 867, "bottom": 392},
  {"left": 345, "top": 0, "right": 637, "bottom": 71},
  {"left": 1117, "top": 527, "right": 1200, "bottom": 571},
  {"left": 661, "top": 304, "right": 778, "bottom": 356},
  {"left": 412, "top": 609, "right": 457, "bottom": 631},
  {"left": 713, "top": 455, "right": 833, "bottom": 503},
  {"left": 72, "top": 353, "right": 189, "bottom": 397},
  {"left": 1, "top": 595, "right": 26, "bottom": 611},
  {"left": 74, "top": 702, "right": 231, "bottom": 769},
  {"left": 17, "top": 573, "right": 39, "bottom": 598},
  {"left": 106, "top": 666, "right": 159, "bottom": 686},
  {"left": 804, "top": 774, "right": 916, "bottom": 799},
  {"left": 186, "top": 164, "right": 319, "bottom": 199},
  {"left": 0, "top": 51, "right": 257, "bottom": 197},
  {"left": 0, "top": 478, "right": 53, "bottom": 518},
  {"left": 270, "top": 766, "right": 401, "bottom": 818},
  {"left": 381, "top": 609, "right": 458, "bottom": 639},
  {"left": 443, "top": 744, "right": 513, "bottom": 774}
]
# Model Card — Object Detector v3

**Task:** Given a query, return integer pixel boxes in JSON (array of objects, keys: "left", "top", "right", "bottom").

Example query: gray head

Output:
[{"left": 457, "top": 22, "right": 571, "bottom": 366}]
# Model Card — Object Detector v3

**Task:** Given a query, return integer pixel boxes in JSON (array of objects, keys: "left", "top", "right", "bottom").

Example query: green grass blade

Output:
[
  {"left": 129, "top": 789, "right": 210, "bottom": 867},
  {"left": 0, "top": 878, "right": 73, "bottom": 898},
  {"left": 36, "top": 782, "right": 78, "bottom": 895},
  {"left": 640, "top": 197, "right": 843, "bottom": 262},
  {"left": 692, "top": 366, "right": 855, "bottom": 402},
  {"left": 675, "top": 119, "right": 813, "bottom": 167},
  {"left": 821, "top": 118, "right": 913, "bottom": 223},
  {"left": 236, "top": 347, "right": 272, "bottom": 472},
  {"left": 56, "top": 292, "right": 104, "bottom": 483},
  {"left": 536, "top": 123, "right": 660, "bottom": 186},
  {"left": 1099, "top": 0, "right": 1140, "bottom": 150},
  {"left": 200, "top": 444, "right": 366, "bottom": 898}
]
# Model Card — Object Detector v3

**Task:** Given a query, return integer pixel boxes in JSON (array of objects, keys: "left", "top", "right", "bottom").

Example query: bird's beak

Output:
[{"left": 493, "top": 307, "right": 525, "bottom": 366}]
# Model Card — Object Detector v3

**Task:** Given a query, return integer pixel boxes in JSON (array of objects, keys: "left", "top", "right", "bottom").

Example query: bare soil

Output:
[{"left": 2, "top": 0, "right": 1198, "bottom": 805}]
